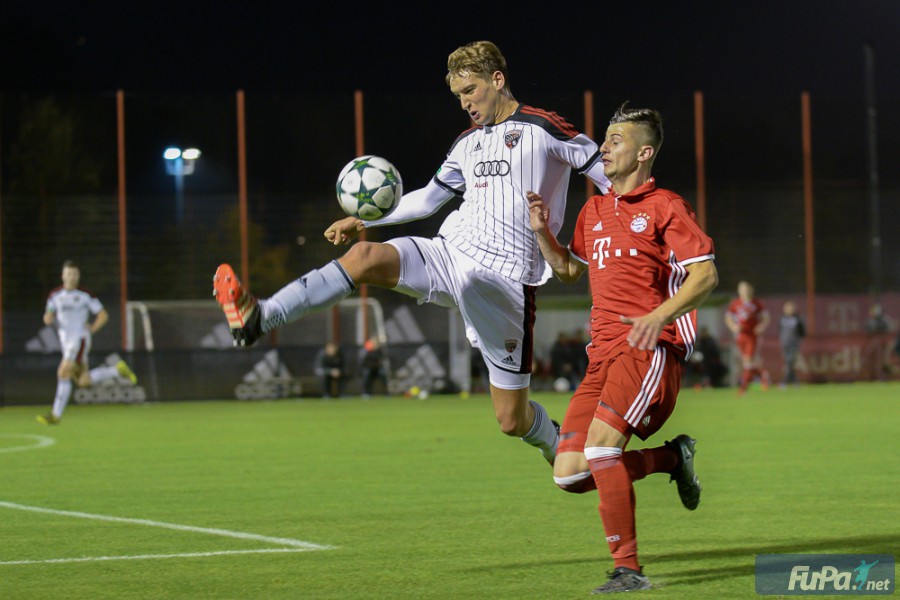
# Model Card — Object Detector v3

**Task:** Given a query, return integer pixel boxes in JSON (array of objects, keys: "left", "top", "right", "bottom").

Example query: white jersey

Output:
[
  {"left": 371, "top": 104, "right": 609, "bottom": 285},
  {"left": 46, "top": 286, "right": 104, "bottom": 338}
]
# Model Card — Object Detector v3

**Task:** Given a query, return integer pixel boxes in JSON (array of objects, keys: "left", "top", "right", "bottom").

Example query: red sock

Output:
[
  {"left": 624, "top": 446, "right": 679, "bottom": 481},
  {"left": 588, "top": 450, "right": 640, "bottom": 572},
  {"left": 740, "top": 368, "right": 753, "bottom": 391}
]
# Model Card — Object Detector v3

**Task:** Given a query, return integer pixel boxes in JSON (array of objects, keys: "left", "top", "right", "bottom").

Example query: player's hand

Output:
[
  {"left": 324, "top": 217, "right": 365, "bottom": 245},
  {"left": 620, "top": 313, "right": 667, "bottom": 351},
  {"left": 526, "top": 191, "right": 548, "bottom": 233}
]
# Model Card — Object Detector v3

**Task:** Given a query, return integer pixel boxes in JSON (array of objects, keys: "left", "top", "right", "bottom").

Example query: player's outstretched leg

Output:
[
  {"left": 591, "top": 567, "right": 652, "bottom": 594},
  {"left": 666, "top": 434, "right": 702, "bottom": 510},
  {"left": 213, "top": 264, "right": 263, "bottom": 347},
  {"left": 213, "top": 261, "right": 356, "bottom": 348}
]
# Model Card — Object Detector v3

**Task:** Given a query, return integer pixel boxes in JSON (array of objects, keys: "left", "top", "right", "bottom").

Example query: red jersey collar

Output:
[{"left": 609, "top": 177, "right": 657, "bottom": 201}]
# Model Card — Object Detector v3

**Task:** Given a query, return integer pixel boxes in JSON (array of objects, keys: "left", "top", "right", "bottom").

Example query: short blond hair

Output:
[{"left": 445, "top": 40, "right": 510, "bottom": 92}]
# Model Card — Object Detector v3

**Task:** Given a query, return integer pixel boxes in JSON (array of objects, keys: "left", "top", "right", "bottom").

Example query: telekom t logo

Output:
[{"left": 592, "top": 237, "right": 611, "bottom": 269}]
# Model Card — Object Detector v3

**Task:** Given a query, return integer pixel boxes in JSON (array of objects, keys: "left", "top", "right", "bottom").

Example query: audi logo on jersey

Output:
[{"left": 474, "top": 160, "right": 511, "bottom": 177}]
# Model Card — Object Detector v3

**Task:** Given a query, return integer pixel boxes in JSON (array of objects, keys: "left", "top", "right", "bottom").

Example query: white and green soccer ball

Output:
[{"left": 335, "top": 155, "right": 403, "bottom": 221}]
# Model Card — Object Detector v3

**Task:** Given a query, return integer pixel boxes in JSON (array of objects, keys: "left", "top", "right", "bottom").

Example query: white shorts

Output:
[
  {"left": 386, "top": 236, "right": 535, "bottom": 390},
  {"left": 59, "top": 331, "right": 91, "bottom": 364}
]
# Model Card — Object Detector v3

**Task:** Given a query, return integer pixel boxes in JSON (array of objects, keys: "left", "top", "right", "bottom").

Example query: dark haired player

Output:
[{"left": 529, "top": 104, "right": 718, "bottom": 593}]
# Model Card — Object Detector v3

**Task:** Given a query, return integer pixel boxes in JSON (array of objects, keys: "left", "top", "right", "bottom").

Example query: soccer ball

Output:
[{"left": 335, "top": 155, "right": 402, "bottom": 221}]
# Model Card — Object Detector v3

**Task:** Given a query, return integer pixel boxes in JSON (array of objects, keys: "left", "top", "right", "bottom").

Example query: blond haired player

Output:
[
  {"left": 214, "top": 40, "right": 609, "bottom": 466},
  {"left": 528, "top": 104, "right": 718, "bottom": 593},
  {"left": 725, "top": 280, "right": 771, "bottom": 394},
  {"left": 38, "top": 260, "right": 137, "bottom": 425}
]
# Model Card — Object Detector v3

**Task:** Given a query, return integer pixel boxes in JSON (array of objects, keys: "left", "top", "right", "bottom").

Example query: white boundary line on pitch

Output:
[
  {"left": 0, "top": 501, "right": 335, "bottom": 565},
  {"left": 0, "top": 548, "right": 312, "bottom": 566},
  {"left": 0, "top": 434, "right": 56, "bottom": 453}
]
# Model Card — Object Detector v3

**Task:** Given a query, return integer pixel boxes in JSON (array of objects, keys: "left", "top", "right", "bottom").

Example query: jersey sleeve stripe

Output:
[
  {"left": 517, "top": 106, "right": 580, "bottom": 139},
  {"left": 575, "top": 149, "right": 603, "bottom": 174},
  {"left": 433, "top": 175, "right": 464, "bottom": 196},
  {"left": 678, "top": 254, "right": 715, "bottom": 267},
  {"left": 520, "top": 106, "right": 579, "bottom": 137}
]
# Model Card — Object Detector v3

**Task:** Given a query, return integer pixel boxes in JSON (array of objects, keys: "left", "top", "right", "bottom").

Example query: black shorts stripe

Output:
[{"left": 520, "top": 285, "right": 536, "bottom": 374}]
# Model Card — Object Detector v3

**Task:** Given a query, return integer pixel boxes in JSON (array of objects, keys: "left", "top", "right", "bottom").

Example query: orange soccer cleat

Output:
[{"left": 213, "top": 264, "right": 262, "bottom": 347}]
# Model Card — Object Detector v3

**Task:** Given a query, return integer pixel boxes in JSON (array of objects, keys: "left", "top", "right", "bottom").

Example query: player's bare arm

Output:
[
  {"left": 755, "top": 311, "right": 771, "bottom": 335},
  {"left": 324, "top": 216, "right": 366, "bottom": 246},
  {"left": 89, "top": 308, "right": 109, "bottom": 334},
  {"left": 527, "top": 191, "right": 586, "bottom": 283},
  {"left": 43, "top": 311, "right": 55, "bottom": 326},
  {"left": 621, "top": 259, "right": 719, "bottom": 350},
  {"left": 725, "top": 311, "right": 739, "bottom": 333}
]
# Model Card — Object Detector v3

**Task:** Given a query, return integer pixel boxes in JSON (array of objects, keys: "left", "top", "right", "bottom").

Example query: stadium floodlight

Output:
[{"left": 163, "top": 146, "right": 201, "bottom": 224}]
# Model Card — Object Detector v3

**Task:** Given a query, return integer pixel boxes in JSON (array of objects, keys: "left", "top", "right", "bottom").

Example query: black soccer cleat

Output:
[
  {"left": 591, "top": 566, "right": 652, "bottom": 594},
  {"left": 666, "top": 434, "right": 702, "bottom": 510}
]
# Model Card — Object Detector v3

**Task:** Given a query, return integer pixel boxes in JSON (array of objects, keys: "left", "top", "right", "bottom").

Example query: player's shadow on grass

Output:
[
  {"left": 460, "top": 533, "right": 899, "bottom": 587},
  {"left": 644, "top": 533, "right": 900, "bottom": 587},
  {"left": 644, "top": 533, "right": 900, "bottom": 564}
]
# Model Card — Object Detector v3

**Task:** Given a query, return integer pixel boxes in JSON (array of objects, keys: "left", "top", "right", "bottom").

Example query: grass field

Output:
[{"left": 1, "top": 382, "right": 897, "bottom": 599}]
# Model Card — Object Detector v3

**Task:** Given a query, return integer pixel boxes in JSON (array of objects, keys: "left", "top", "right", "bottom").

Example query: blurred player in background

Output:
[
  {"left": 214, "top": 40, "right": 609, "bottom": 466},
  {"left": 778, "top": 300, "right": 805, "bottom": 387},
  {"left": 359, "top": 337, "right": 390, "bottom": 399},
  {"left": 37, "top": 260, "right": 137, "bottom": 425},
  {"left": 725, "top": 280, "right": 770, "bottom": 395},
  {"left": 314, "top": 342, "right": 346, "bottom": 398},
  {"left": 528, "top": 104, "right": 718, "bottom": 593}
]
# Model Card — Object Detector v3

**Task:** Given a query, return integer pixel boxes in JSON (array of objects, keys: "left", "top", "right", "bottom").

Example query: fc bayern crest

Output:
[
  {"left": 505, "top": 339, "right": 518, "bottom": 353},
  {"left": 630, "top": 212, "right": 650, "bottom": 233},
  {"left": 504, "top": 131, "right": 522, "bottom": 149}
]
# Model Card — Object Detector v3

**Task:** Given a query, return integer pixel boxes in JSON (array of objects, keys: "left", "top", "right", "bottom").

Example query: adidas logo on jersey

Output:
[
  {"left": 472, "top": 141, "right": 482, "bottom": 153},
  {"left": 501, "top": 355, "right": 517, "bottom": 366},
  {"left": 592, "top": 220, "right": 603, "bottom": 231}
]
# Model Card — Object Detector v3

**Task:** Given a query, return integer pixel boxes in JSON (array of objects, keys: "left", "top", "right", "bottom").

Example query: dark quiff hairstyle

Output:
[{"left": 609, "top": 102, "right": 664, "bottom": 153}]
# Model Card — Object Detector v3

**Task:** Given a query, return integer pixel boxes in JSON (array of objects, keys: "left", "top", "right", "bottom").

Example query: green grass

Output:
[{"left": 1, "top": 383, "right": 898, "bottom": 599}]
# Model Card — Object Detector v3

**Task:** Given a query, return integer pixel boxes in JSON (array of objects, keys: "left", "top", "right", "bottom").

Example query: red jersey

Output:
[
  {"left": 568, "top": 178, "right": 715, "bottom": 363},
  {"left": 727, "top": 298, "right": 767, "bottom": 335}
]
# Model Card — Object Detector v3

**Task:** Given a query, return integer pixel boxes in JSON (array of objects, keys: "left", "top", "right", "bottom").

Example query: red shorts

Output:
[
  {"left": 558, "top": 344, "right": 682, "bottom": 451},
  {"left": 736, "top": 332, "right": 759, "bottom": 360}
]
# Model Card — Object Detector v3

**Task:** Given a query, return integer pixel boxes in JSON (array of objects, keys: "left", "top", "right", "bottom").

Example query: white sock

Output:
[
  {"left": 88, "top": 365, "right": 118, "bottom": 383},
  {"left": 51, "top": 378, "right": 73, "bottom": 418},
  {"left": 520, "top": 400, "right": 559, "bottom": 462},
  {"left": 261, "top": 260, "right": 355, "bottom": 332}
]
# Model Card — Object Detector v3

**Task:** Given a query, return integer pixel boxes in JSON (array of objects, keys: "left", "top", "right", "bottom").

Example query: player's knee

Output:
[
  {"left": 495, "top": 412, "right": 525, "bottom": 437},
  {"left": 553, "top": 471, "right": 594, "bottom": 494},
  {"left": 341, "top": 242, "right": 398, "bottom": 287}
]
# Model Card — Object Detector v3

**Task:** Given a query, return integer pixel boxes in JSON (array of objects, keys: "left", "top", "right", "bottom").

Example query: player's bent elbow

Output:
[{"left": 554, "top": 271, "right": 579, "bottom": 284}]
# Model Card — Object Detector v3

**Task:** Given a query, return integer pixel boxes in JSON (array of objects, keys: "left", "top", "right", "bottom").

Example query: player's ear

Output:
[
  {"left": 492, "top": 71, "right": 505, "bottom": 90},
  {"left": 638, "top": 145, "right": 655, "bottom": 163}
]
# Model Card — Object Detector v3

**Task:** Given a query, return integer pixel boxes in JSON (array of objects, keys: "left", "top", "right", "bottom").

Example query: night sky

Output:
[
  {"left": 1, "top": 1, "right": 898, "bottom": 297},
  {"left": 2, "top": 1, "right": 898, "bottom": 98}
]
